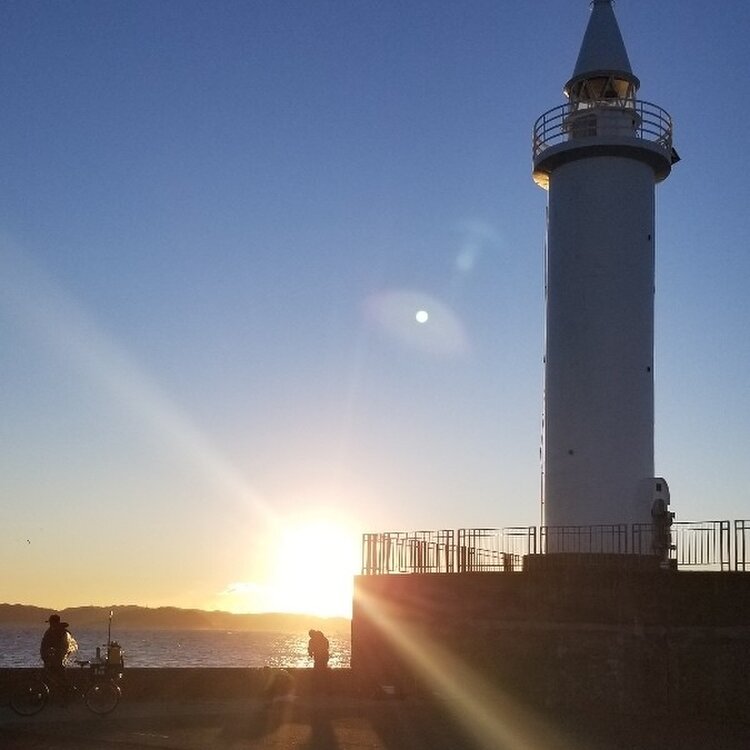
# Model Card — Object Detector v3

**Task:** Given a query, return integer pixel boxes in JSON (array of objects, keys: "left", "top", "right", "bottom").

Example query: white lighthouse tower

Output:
[{"left": 532, "top": 0, "right": 677, "bottom": 551}]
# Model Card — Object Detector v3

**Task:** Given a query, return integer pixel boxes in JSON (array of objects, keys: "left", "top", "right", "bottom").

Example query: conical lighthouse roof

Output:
[{"left": 565, "top": 0, "right": 639, "bottom": 96}]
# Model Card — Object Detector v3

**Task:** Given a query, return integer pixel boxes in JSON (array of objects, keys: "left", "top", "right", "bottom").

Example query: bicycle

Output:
[{"left": 10, "top": 657, "right": 122, "bottom": 716}]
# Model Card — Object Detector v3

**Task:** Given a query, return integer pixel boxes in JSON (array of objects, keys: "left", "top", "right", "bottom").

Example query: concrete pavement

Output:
[{"left": 3, "top": 692, "right": 750, "bottom": 750}]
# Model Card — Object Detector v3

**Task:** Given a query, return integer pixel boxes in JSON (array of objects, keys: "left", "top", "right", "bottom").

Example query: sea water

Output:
[{"left": 0, "top": 626, "right": 351, "bottom": 669}]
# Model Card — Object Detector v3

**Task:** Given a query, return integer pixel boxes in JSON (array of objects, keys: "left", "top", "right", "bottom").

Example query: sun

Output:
[{"left": 265, "top": 518, "right": 360, "bottom": 618}]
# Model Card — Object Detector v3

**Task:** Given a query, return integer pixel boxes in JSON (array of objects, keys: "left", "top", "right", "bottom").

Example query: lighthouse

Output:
[{"left": 532, "top": 1, "right": 678, "bottom": 550}]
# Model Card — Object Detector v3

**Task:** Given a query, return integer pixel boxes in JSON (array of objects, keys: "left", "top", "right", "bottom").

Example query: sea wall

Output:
[
  {"left": 0, "top": 667, "right": 355, "bottom": 703},
  {"left": 351, "top": 565, "right": 750, "bottom": 718}
]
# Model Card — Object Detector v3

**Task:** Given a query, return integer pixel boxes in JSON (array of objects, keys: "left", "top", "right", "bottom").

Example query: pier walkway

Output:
[{"left": 2, "top": 690, "right": 750, "bottom": 749}]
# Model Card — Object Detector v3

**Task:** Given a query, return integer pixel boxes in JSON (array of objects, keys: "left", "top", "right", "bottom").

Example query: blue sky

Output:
[{"left": 1, "top": 0, "right": 749, "bottom": 615}]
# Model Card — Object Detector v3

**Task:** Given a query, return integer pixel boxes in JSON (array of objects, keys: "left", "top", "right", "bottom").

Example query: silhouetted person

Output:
[
  {"left": 307, "top": 629, "right": 329, "bottom": 670},
  {"left": 40, "top": 613, "right": 76, "bottom": 688}
]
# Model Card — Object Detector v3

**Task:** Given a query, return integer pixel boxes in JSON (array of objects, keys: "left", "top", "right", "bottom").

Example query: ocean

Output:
[{"left": 0, "top": 626, "right": 351, "bottom": 669}]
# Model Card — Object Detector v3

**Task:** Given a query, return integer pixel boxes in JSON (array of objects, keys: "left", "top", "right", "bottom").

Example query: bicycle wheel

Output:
[
  {"left": 84, "top": 680, "right": 120, "bottom": 714},
  {"left": 10, "top": 678, "right": 49, "bottom": 716}
]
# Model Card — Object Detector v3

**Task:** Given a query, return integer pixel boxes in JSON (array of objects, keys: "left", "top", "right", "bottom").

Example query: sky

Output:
[{"left": 1, "top": 0, "right": 749, "bottom": 618}]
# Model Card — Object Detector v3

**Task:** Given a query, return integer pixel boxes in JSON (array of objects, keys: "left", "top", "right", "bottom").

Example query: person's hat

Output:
[{"left": 46, "top": 613, "right": 68, "bottom": 627}]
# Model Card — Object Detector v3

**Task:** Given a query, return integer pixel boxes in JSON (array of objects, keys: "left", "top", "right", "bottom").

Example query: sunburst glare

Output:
[
  {"left": 263, "top": 518, "right": 360, "bottom": 618},
  {"left": 355, "top": 586, "right": 579, "bottom": 750}
]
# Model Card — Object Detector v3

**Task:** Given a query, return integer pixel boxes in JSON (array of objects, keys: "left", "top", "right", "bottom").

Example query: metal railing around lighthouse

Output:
[
  {"left": 633, "top": 520, "right": 732, "bottom": 571},
  {"left": 532, "top": 99, "right": 673, "bottom": 161},
  {"left": 541, "top": 524, "right": 629, "bottom": 554},
  {"left": 361, "top": 528, "right": 536, "bottom": 574},
  {"left": 361, "top": 520, "right": 750, "bottom": 575},
  {"left": 734, "top": 520, "right": 750, "bottom": 572},
  {"left": 456, "top": 527, "right": 537, "bottom": 572}
]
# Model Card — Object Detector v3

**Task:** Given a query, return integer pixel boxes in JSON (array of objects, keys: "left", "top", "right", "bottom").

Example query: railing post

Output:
[
  {"left": 736, "top": 521, "right": 746, "bottom": 571},
  {"left": 721, "top": 520, "right": 731, "bottom": 571}
]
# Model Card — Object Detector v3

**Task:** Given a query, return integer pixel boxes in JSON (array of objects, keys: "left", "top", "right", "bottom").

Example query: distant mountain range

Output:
[{"left": 0, "top": 603, "right": 350, "bottom": 635}]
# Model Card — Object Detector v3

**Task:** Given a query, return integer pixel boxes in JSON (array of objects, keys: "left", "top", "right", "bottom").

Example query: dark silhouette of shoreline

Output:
[{"left": 0, "top": 603, "right": 350, "bottom": 634}]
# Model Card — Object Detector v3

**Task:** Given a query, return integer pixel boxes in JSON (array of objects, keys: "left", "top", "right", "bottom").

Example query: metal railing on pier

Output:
[
  {"left": 361, "top": 530, "right": 455, "bottom": 575},
  {"left": 541, "top": 524, "right": 628, "bottom": 554},
  {"left": 456, "top": 527, "right": 537, "bottom": 572},
  {"left": 362, "top": 520, "right": 750, "bottom": 575},
  {"left": 633, "top": 520, "right": 731, "bottom": 571},
  {"left": 736, "top": 520, "right": 750, "bottom": 572}
]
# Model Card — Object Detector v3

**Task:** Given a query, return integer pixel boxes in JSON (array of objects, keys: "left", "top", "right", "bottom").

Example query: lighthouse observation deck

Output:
[{"left": 532, "top": 98, "right": 674, "bottom": 188}]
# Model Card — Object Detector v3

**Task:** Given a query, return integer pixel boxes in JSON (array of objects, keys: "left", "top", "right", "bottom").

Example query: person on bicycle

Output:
[{"left": 40, "top": 613, "right": 76, "bottom": 685}]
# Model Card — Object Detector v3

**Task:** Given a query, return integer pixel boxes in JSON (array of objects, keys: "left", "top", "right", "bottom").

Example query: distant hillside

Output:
[{"left": 0, "top": 603, "right": 350, "bottom": 635}]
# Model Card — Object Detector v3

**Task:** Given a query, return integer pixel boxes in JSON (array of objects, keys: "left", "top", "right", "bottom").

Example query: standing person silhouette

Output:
[
  {"left": 40, "top": 614, "right": 76, "bottom": 688},
  {"left": 307, "top": 629, "right": 329, "bottom": 670}
]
